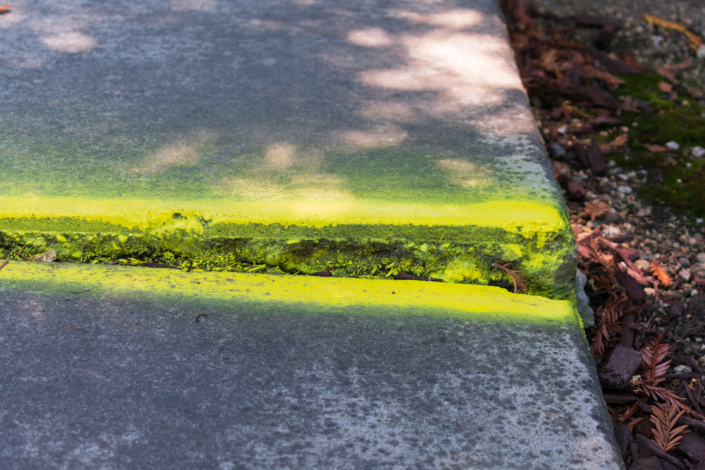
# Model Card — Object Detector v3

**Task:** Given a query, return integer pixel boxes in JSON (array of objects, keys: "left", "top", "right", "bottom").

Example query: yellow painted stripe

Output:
[
  {"left": 1, "top": 262, "right": 577, "bottom": 324},
  {"left": 0, "top": 196, "right": 566, "bottom": 235}
]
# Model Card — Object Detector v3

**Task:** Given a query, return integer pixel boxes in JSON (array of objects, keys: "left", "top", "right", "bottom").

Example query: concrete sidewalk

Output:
[
  {"left": 0, "top": 0, "right": 621, "bottom": 468},
  {"left": 0, "top": 263, "right": 621, "bottom": 469},
  {"left": 0, "top": 0, "right": 573, "bottom": 298}
]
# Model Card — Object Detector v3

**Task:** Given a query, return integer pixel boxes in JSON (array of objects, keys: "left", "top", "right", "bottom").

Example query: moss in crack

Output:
[{"left": 0, "top": 223, "right": 576, "bottom": 300}]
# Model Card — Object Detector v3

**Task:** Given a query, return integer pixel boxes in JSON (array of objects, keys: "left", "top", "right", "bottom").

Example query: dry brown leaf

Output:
[
  {"left": 537, "top": 49, "right": 560, "bottom": 72},
  {"left": 582, "top": 65, "right": 626, "bottom": 86},
  {"left": 657, "top": 66, "right": 679, "bottom": 84},
  {"left": 620, "top": 96, "right": 642, "bottom": 113},
  {"left": 650, "top": 403, "right": 689, "bottom": 453},
  {"left": 583, "top": 200, "right": 611, "bottom": 221},
  {"left": 662, "top": 59, "right": 694, "bottom": 72},
  {"left": 0, "top": 4, "right": 10, "bottom": 14},
  {"left": 644, "top": 144, "right": 670, "bottom": 152},
  {"left": 658, "top": 81, "right": 673, "bottom": 93},
  {"left": 26, "top": 249, "right": 56, "bottom": 262},
  {"left": 644, "top": 14, "right": 704, "bottom": 50},
  {"left": 600, "top": 134, "right": 629, "bottom": 152},
  {"left": 651, "top": 261, "right": 672, "bottom": 287},
  {"left": 611, "top": 134, "right": 628, "bottom": 146}
]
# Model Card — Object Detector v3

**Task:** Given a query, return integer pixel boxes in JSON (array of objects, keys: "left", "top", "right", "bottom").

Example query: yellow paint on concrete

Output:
[
  {"left": 0, "top": 196, "right": 565, "bottom": 237},
  {"left": 1, "top": 262, "right": 578, "bottom": 325}
]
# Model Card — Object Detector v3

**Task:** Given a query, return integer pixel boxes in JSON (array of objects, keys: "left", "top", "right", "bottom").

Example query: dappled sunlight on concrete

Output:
[
  {"left": 170, "top": 0, "right": 217, "bottom": 11},
  {"left": 41, "top": 32, "right": 96, "bottom": 53},
  {"left": 137, "top": 130, "right": 217, "bottom": 173},
  {"left": 341, "top": 124, "right": 408, "bottom": 149},
  {"left": 264, "top": 143, "right": 297, "bottom": 169},
  {"left": 347, "top": 28, "right": 394, "bottom": 48},
  {"left": 0, "top": 0, "right": 556, "bottom": 209},
  {"left": 30, "top": 15, "right": 98, "bottom": 53},
  {"left": 357, "top": 32, "right": 522, "bottom": 107},
  {"left": 436, "top": 159, "right": 490, "bottom": 189},
  {"left": 390, "top": 8, "right": 485, "bottom": 30}
]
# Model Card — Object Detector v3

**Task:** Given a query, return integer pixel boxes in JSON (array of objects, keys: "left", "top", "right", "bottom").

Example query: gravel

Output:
[{"left": 530, "top": 0, "right": 705, "bottom": 89}]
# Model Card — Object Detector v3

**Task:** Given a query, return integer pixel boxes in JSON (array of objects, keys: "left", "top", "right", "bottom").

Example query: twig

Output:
[
  {"left": 491, "top": 262, "right": 527, "bottom": 294},
  {"left": 195, "top": 313, "right": 208, "bottom": 323},
  {"left": 70, "top": 288, "right": 91, "bottom": 294},
  {"left": 0, "top": 260, "right": 8, "bottom": 271}
]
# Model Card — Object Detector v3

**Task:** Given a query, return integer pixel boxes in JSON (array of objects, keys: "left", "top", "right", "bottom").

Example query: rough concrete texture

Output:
[
  {"left": 0, "top": 265, "right": 622, "bottom": 469},
  {"left": 0, "top": 0, "right": 575, "bottom": 296}
]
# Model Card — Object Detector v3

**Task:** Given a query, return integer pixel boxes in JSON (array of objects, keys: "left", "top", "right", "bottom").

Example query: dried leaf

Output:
[
  {"left": 537, "top": 50, "right": 560, "bottom": 72},
  {"left": 650, "top": 402, "right": 689, "bottom": 452},
  {"left": 25, "top": 249, "right": 56, "bottom": 262},
  {"left": 657, "top": 81, "right": 673, "bottom": 93},
  {"left": 583, "top": 200, "right": 611, "bottom": 221},
  {"left": 599, "top": 237, "right": 649, "bottom": 285},
  {"left": 0, "top": 4, "right": 10, "bottom": 14},
  {"left": 643, "top": 14, "right": 704, "bottom": 50},
  {"left": 590, "top": 291, "right": 627, "bottom": 356},
  {"left": 611, "top": 134, "right": 628, "bottom": 146},
  {"left": 651, "top": 261, "right": 672, "bottom": 287},
  {"left": 600, "top": 134, "right": 629, "bottom": 152},
  {"left": 644, "top": 144, "right": 670, "bottom": 152},
  {"left": 582, "top": 65, "right": 626, "bottom": 86}
]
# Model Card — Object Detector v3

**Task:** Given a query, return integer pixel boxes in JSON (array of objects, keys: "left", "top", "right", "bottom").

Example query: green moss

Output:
[
  {"left": 0, "top": 222, "right": 576, "bottom": 300},
  {"left": 609, "top": 73, "right": 705, "bottom": 217}
]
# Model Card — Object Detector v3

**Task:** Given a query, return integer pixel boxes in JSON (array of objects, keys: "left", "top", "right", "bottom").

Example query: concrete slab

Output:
[
  {"left": 0, "top": 0, "right": 574, "bottom": 298},
  {"left": 0, "top": 262, "right": 621, "bottom": 469}
]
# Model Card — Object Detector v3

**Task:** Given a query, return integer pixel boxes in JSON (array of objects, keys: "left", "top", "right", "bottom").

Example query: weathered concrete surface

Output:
[
  {"left": 0, "top": 263, "right": 622, "bottom": 469},
  {"left": 0, "top": 0, "right": 575, "bottom": 297}
]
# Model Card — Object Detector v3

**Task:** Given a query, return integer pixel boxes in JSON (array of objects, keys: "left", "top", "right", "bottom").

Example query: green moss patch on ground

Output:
[{"left": 609, "top": 73, "right": 705, "bottom": 218}]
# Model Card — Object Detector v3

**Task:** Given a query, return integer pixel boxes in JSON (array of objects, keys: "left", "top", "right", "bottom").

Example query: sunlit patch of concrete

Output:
[
  {"left": 390, "top": 8, "right": 484, "bottom": 30},
  {"left": 40, "top": 31, "right": 96, "bottom": 53},
  {"left": 341, "top": 124, "right": 407, "bottom": 149},
  {"left": 347, "top": 28, "right": 393, "bottom": 48},
  {"left": 437, "top": 159, "right": 489, "bottom": 189},
  {"left": 170, "top": 0, "right": 217, "bottom": 11},
  {"left": 137, "top": 130, "right": 217, "bottom": 173}
]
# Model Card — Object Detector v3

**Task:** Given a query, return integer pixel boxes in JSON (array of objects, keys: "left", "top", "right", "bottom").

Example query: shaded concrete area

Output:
[
  {"left": 0, "top": 280, "right": 621, "bottom": 469},
  {"left": 0, "top": 0, "right": 555, "bottom": 207},
  {"left": 0, "top": 0, "right": 575, "bottom": 297}
]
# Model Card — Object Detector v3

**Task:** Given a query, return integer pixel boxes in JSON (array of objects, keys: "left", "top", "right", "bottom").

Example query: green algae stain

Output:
[{"left": 608, "top": 73, "right": 705, "bottom": 217}]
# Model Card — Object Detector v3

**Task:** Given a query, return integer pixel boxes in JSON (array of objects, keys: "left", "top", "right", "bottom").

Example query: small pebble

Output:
[
  {"left": 666, "top": 141, "right": 680, "bottom": 150},
  {"left": 557, "top": 126, "right": 567, "bottom": 135},
  {"left": 604, "top": 225, "right": 621, "bottom": 237},
  {"left": 604, "top": 212, "right": 620, "bottom": 224},
  {"left": 698, "top": 44, "right": 705, "bottom": 59},
  {"left": 692, "top": 146, "right": 705, "bottom": 159},
  {"left": 679, "top": 257, "right": 691, "bottom": 268},
  {"left": 635, "top": 259, "right": 651, "bottom": 271},
  {"left": 549, "top": 142, "right": 566, "bottom": 158},
  {"left": 680, "top": 269, "right": 691, "bottom": 281},
  {"left": 673, "top": 364, "right": 692, "bottom": 374},
  {"left": 618, "top": 186, "right": 632, "bottom": 194},
  {"left": 697, "top": 253, "right": 705, "bottom": 264}
]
